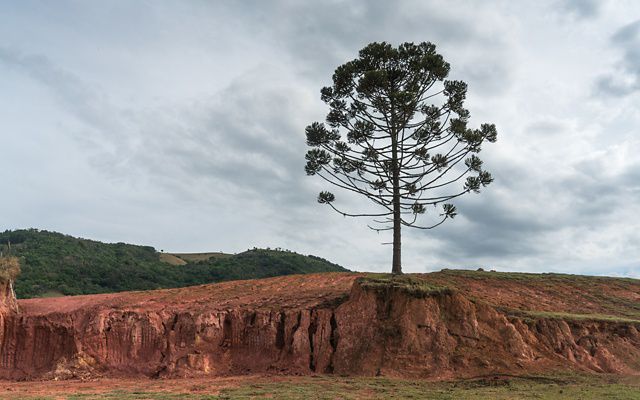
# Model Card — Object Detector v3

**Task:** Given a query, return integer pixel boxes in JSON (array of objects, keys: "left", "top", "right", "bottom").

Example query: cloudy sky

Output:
[{"left": 1, "top": 0, "right": 639, "bottom": 276}]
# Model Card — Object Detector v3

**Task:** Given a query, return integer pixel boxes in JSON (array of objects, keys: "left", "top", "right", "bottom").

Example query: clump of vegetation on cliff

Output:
[
  {"left": 0, "top": 229, "right": 348, "bottom": 299},
  {"left": 0, "top": 256, "right": 20, "bottom": 282},
  {"left": 358, "top": 273, "right": 452, "bottom": 298}
]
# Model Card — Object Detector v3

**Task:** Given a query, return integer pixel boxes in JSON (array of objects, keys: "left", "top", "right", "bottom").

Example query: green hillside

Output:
[{"left": 0, "top": 229, "right": 348, "bottom": 299}]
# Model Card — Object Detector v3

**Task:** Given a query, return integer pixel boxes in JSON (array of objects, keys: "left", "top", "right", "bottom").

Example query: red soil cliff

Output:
[{"left": 0, "top": 271, "right": 639, "bottom": 380}]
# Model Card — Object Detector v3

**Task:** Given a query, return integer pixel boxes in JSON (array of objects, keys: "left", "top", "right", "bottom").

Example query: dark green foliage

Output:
[
  {"left": 0, "top": 229, "right": 348, "bottom": 299},
  {"left": 305, "top": 42, "right": 498, "bottom": 273}
]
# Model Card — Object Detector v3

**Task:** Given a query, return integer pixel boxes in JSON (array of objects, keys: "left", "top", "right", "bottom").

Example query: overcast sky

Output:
[{"left": 1, "top": 0, "right": 639, "bottom": 276}]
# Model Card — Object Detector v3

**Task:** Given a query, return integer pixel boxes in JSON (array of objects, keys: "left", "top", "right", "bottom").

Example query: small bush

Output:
[{"left": 0, "top": 256, "right": 20, "bottom": 282}]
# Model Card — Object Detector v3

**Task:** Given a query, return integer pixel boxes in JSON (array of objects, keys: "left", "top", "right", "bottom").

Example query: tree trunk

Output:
[
  {"left": 391, "top": 122, "right": 402, "bottom": 275},
  {"left": 392, "top": 198, "right": 402, "bottom": 274}
]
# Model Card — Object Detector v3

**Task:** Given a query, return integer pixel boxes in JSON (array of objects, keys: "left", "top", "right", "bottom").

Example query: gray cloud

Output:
[
  {"left": 0, "top": 46, "right": 141, "bottom": 176},
  {"left": 558, "top": 0, "right": 602, "bottom": 19},
  {"left": 526, "top": 119, "right": 568, "bottom": 136},
  {"left": 210, "top": 1, "right": 516, "bottom": 97},
  {"left": 418, "top": 150, "right": 640, "bottom": 272},
  {"left": 595, "top": 75, "right": 638, "bottom": 97},
  {"left": 595, "top": 20, "right": 640, "bottom": 97}
]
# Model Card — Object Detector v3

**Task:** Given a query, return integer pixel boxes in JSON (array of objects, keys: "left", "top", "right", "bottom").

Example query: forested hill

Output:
[{"left": 0, "top": 229, "right": 348, "bottom": 299}]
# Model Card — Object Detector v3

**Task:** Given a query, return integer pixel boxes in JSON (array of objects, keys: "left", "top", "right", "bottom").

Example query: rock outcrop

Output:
[{"left": 0, "top": 272, "right": 638, "bottom": 380}]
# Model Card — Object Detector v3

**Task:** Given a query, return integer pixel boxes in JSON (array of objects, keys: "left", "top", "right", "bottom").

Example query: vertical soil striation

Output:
[{"left": 0, "top": 272, "right": 639, "bottom": 380}]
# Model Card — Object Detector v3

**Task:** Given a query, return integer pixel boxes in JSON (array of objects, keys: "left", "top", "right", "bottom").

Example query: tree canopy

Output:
[{"left": 305, "top": 42, "right": 497, "bottom": 273}]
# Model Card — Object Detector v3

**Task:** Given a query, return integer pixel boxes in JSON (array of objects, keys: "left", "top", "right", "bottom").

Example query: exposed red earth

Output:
[{"left": 0, "top": 271, "right": 639, "bottom": 381}]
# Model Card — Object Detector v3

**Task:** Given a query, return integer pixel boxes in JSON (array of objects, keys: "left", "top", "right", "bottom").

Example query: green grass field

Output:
[{"left": 5, "top": 374, "right": 640, "bottom": 400}]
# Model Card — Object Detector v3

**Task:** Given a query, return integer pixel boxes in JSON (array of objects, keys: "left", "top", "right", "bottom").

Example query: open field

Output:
[
  {"left": 158, "top": 253, "right": 188, "bottom": 266},
  {"left": 168, "top": 252, "right": 233, "bottom": 263},
  {"left": 0, "top": 374, "right": 639, "bottom": 399}
]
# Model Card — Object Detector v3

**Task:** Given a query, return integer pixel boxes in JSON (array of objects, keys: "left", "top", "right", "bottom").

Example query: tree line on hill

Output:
[{"left": 0, "top": 229, "right": 347, "bottom": 298}]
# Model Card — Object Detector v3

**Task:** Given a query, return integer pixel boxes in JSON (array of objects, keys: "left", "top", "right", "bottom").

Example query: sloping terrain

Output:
[
  {"left": 158, "top": 253, "right": 188, "bottom": 266},
  {"left": 169, "top": 252, "right": 233, "bottom": 263},
  {"left": 0, "top": 270, "right": 638, "bottom": 381},
  {"left": 0, "top": 229, "right": 347, "bottom": 298},
  {"left": 424, "top": 269, "right": 640, "bottom": 321}
]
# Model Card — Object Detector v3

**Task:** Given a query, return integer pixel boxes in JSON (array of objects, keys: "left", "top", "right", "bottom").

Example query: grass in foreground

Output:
[
  {"left": 504, "top": 309, "right": 640, "bottom": 324},
  {"left": 214, "top": 376, "right": 640, "bottom": 400},
  {"left": 5, "top": 374, "right": 640, "bottom": 400}
]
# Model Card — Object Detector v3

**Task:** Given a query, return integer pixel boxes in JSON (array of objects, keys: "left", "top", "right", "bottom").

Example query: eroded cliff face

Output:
[
  {"left": 332, "top": 282, "right": 640, "bottom": 378},
  {"left": 0, "top": 274, "right": 638, "bottom": 380}
]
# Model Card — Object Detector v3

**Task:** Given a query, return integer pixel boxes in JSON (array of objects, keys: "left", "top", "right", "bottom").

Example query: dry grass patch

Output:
[{"left": 0, "top": 256, "right": 20, "bottom": 282}]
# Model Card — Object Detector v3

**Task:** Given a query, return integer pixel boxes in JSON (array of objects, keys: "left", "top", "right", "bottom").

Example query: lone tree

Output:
[{"left": 304, "top": 42, "right": 497, "bottom": 274}]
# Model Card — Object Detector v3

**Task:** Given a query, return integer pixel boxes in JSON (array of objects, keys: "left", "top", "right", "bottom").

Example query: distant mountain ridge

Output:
[{"left": 0, "top": 229, "right": 348, "bottom": 298}]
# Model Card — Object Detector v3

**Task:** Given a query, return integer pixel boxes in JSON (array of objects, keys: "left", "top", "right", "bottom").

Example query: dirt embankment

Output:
[{"left": 0, "top": 272, "right": 639, "bottom": 380}]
